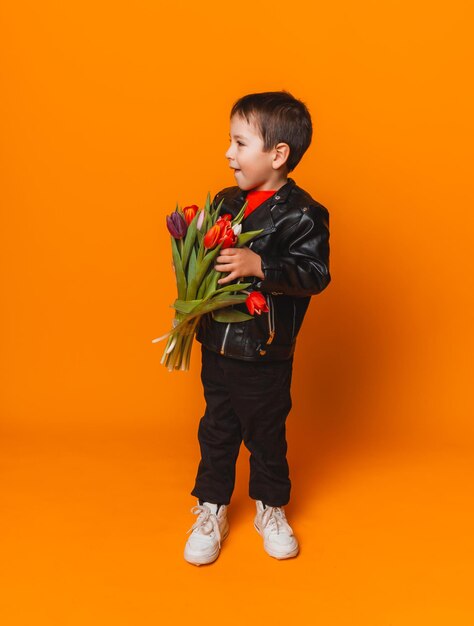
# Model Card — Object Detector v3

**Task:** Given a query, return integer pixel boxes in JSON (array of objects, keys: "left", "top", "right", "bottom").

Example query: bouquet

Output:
[{"left": 152, "top": 193, "right": 268, "bottom": 371}]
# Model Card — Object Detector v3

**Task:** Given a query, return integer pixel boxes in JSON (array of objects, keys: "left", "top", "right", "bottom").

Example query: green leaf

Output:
[
  {"left": 232, "top": 200, "right": 249, "bottom": 226},
  {"left": 171, "top": 235, "right": 187, "bottom": 300},
  {"left": 186, "top": 243, "right": 223, "bottom": 300},
  {"left": 196, "top": 270, "right": 211, "bottom": 300},
  {"left": 196, "top": 293, "right": 249, "bottom": 315},
  {"left": 187, "top": 246, "right": 197, "bottom": 284},
  {"left": 196, "top": 227, "right": 206, "bottom": 263},
  {"left": 203, "top": 270, "right": 220, "bottom": 298},
  {"left": 163, "top": 292, "right": 250, "bottom": 338},
  {"left": 181, "top": 211, "right": 199, "bottom": 272},
  {"left": 172, "top": 298, "right": 202, "bottom": 314},
  {"left": 211, "top": 197, "right": 225, "bottom": 220},
  {"left": 212, "top": 309, "right": 254, "bottom": 323},
  {"left": 204, "top": 210, "right": 212, "bottom": 232},
  {"left": 211, "top": 282, "right": 251, "bottom": 295},
  {"left": 236, "top": 229, "right": 264, "bottom": 247}
]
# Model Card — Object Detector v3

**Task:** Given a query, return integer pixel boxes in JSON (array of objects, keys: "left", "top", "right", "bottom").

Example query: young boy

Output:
[{"left": 184, "top": 91, "right": 331, "bottom": 565}]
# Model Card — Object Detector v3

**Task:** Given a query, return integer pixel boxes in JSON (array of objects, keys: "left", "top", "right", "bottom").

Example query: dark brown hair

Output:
[{"left": 230, "top": 90, "right": 313, "bottom": 173}]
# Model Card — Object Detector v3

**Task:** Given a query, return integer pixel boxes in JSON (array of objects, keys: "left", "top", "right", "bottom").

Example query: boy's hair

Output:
[{"left": 230, "top": 90, "right": 313, "bottom": 173}]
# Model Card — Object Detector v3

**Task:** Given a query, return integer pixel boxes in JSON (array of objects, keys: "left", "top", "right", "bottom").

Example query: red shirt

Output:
[{"left": 243, "top": 189, "right": 277, "bottom": 219}]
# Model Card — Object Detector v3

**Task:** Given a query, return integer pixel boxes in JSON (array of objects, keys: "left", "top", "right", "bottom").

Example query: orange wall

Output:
[
  {"left": 1, "top": 2, "right": 474, "bottom": 624},
  {"left": 1, "top": 1, "right": 472, "bottom": 447}
]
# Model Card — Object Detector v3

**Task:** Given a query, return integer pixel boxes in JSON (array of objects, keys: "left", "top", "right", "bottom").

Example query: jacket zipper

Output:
[
  {"left": 220, "top": 311, "right": 233, "bottom": 355},
  {"left": 220, "top": 240, "right": 256, "bottom": 355},
  {"left": 219, "top": 203, "right": 280, "bottom": 356},
  {"left": 259, "top": 293, "right": 275, "bottom": 355}
]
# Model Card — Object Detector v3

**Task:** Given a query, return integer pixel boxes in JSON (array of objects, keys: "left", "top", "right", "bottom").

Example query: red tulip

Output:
[
  {"left": 183, "top": 204, "right": 199, "bottom": 226},
  {"left": 246, "top": 291, "right": 269, "bottom": 315},
  {"left": 215, "top": 215, "right": 231, "bottom": 233},
  {"left": 204, "top": 215, "right": 234, "bottom": 249},
  {"left": 219, "top": 225, "right": 238, "bottom": 249}
]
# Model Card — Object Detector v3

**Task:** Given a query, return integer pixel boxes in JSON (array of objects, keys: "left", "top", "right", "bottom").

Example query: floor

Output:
[{"left": 1, "top": 423, "right": 472, "bottom": 625}]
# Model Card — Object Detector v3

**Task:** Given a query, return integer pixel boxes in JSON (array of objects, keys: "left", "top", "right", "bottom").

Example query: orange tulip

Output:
[
  {"left": 183, "top": 204, "right": 199, "bottom": 226},
  {"left": 203, "top": 223, "right": 222, "bottom": 249}
]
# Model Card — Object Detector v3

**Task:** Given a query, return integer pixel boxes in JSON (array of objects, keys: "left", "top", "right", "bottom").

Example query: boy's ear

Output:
[{"left": 272, "top": 142, "right": 290, "bottom": 169}]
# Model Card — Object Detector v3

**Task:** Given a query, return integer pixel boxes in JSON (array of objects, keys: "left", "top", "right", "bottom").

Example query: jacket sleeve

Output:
[{"left": 253, "top": 206, "right": 331, "bottom": 298}]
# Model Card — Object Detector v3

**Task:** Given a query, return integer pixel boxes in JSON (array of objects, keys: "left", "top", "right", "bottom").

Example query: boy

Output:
[{"left": 184, "top": 91, "right": 331, "bottom": 565}]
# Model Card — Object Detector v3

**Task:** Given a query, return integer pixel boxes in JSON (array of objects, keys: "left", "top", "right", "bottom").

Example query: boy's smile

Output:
[{"left": 225, "top": 114, "right": 290, "bottom": 192}]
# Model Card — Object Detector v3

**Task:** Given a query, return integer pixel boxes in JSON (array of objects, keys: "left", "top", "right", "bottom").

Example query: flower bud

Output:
[
  {"left": 245, "top": 291, "right": 269, "bottom": 315},
  {"left": 203, "top": 224, "right": 221, "bottom": 249},
  {"left": 166, "top": 210, "right": 187, "bottom": 239},
  {"left": 196, "top": 209, "right": 205, "bottom": 231},
  {"left": 183, "top": 204, "right": 199, "bottom": 226}
]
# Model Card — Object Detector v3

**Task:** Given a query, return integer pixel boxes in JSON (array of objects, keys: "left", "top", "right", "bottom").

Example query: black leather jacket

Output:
[{"left": 195, "top": 177, "right": 331, "bottom": 361}]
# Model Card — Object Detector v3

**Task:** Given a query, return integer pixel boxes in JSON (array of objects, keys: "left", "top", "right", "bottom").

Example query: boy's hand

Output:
[{"left": 215, "top": 247, "right": 265, "bottom": 285}]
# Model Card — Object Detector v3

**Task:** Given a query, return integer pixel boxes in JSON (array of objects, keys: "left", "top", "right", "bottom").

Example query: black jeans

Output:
[{"left": 191, "top": 344, "right": 294, "bottom": 507}]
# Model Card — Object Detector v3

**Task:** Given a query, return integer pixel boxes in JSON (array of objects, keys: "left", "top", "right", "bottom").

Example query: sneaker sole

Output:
[
  {"left": 184, "top": 520, "right": 230, "bottom": 566},
  {"left": 254, "top": 521, "right": 299, "bottom": 560}
]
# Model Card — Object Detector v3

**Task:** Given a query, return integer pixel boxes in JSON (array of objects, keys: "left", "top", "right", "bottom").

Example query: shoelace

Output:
[
  {"left": 260, "top": 506, "right": 294, "bottom": 536},
  {"left": 186, "top": 504, "right": 223, "bottom": 547}
]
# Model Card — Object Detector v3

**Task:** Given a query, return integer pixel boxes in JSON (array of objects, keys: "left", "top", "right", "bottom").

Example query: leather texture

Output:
[{"left": 195, "top": 177, "right": 331, "bottom": 361}]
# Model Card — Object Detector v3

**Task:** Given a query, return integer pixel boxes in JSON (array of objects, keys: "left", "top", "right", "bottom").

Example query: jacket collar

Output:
[
  {"left": 222, "top": 177, "right": 296, "bottom": 240},
  {"left": 231, "top": 176, "right": 296, "bottom": 206}
]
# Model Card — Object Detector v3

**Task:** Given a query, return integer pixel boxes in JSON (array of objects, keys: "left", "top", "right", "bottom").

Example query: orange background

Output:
[{"left": 1, "top": 1, "right": 473, "bottom": 624}]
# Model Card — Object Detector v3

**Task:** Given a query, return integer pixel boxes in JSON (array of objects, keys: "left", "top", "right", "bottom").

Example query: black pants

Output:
[{"left": 191, "top": 344, "right": 294, "bottom": 507}]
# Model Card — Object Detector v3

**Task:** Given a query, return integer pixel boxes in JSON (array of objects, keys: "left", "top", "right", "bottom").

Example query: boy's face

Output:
[{"left": 225, "top": 114, "right": 286, "bottom": 191}]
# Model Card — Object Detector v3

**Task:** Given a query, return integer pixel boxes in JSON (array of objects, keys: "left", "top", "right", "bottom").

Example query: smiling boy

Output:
[
  {"left": 184, "top": 91, "right": 331, "bottom": 566},
  {"left": 211, "top": 112, "right": 291, "bottom": 286}
]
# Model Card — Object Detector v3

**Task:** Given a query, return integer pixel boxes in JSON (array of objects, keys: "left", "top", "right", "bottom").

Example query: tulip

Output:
[
  {"left": 219, "top": 225, "right": 238, "bottom": 249},
  {"left": 196, "top": 209, "right": 205, "bottom": 231},
  {"left": 246, "top": 291, "right": 269, "bottom": 315},
  {"left": 203, "top": 223, "right": 222, "bottom": 249},
  {"left": 215, "top": 215, "right": 231, "bottom": 233},
  {"left": 232, "top": 223, "right": 242, "bottom": 236},
  {"left": 166, "top": 210, "right": 187, "bottom": 239},
  {"left": 183, "top": 204, "right": 199, "bottom": 226}
]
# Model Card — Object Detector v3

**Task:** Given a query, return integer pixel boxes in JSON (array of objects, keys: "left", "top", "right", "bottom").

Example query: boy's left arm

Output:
[{"left": 253, "top": 205, "right": 331, "bottom": 298}]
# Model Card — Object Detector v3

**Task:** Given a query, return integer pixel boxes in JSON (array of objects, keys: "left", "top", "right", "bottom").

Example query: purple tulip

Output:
[{"left": 166, "top": 210, "right": 188, "bottom": 239}]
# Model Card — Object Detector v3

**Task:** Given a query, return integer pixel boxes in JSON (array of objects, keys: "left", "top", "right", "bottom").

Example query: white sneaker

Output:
[
  {"left": 184, "top": 499, "right": 229, "bottom": 566},
  {"left": 254, "top": 500, "right": 299, "bottom": 559}
]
